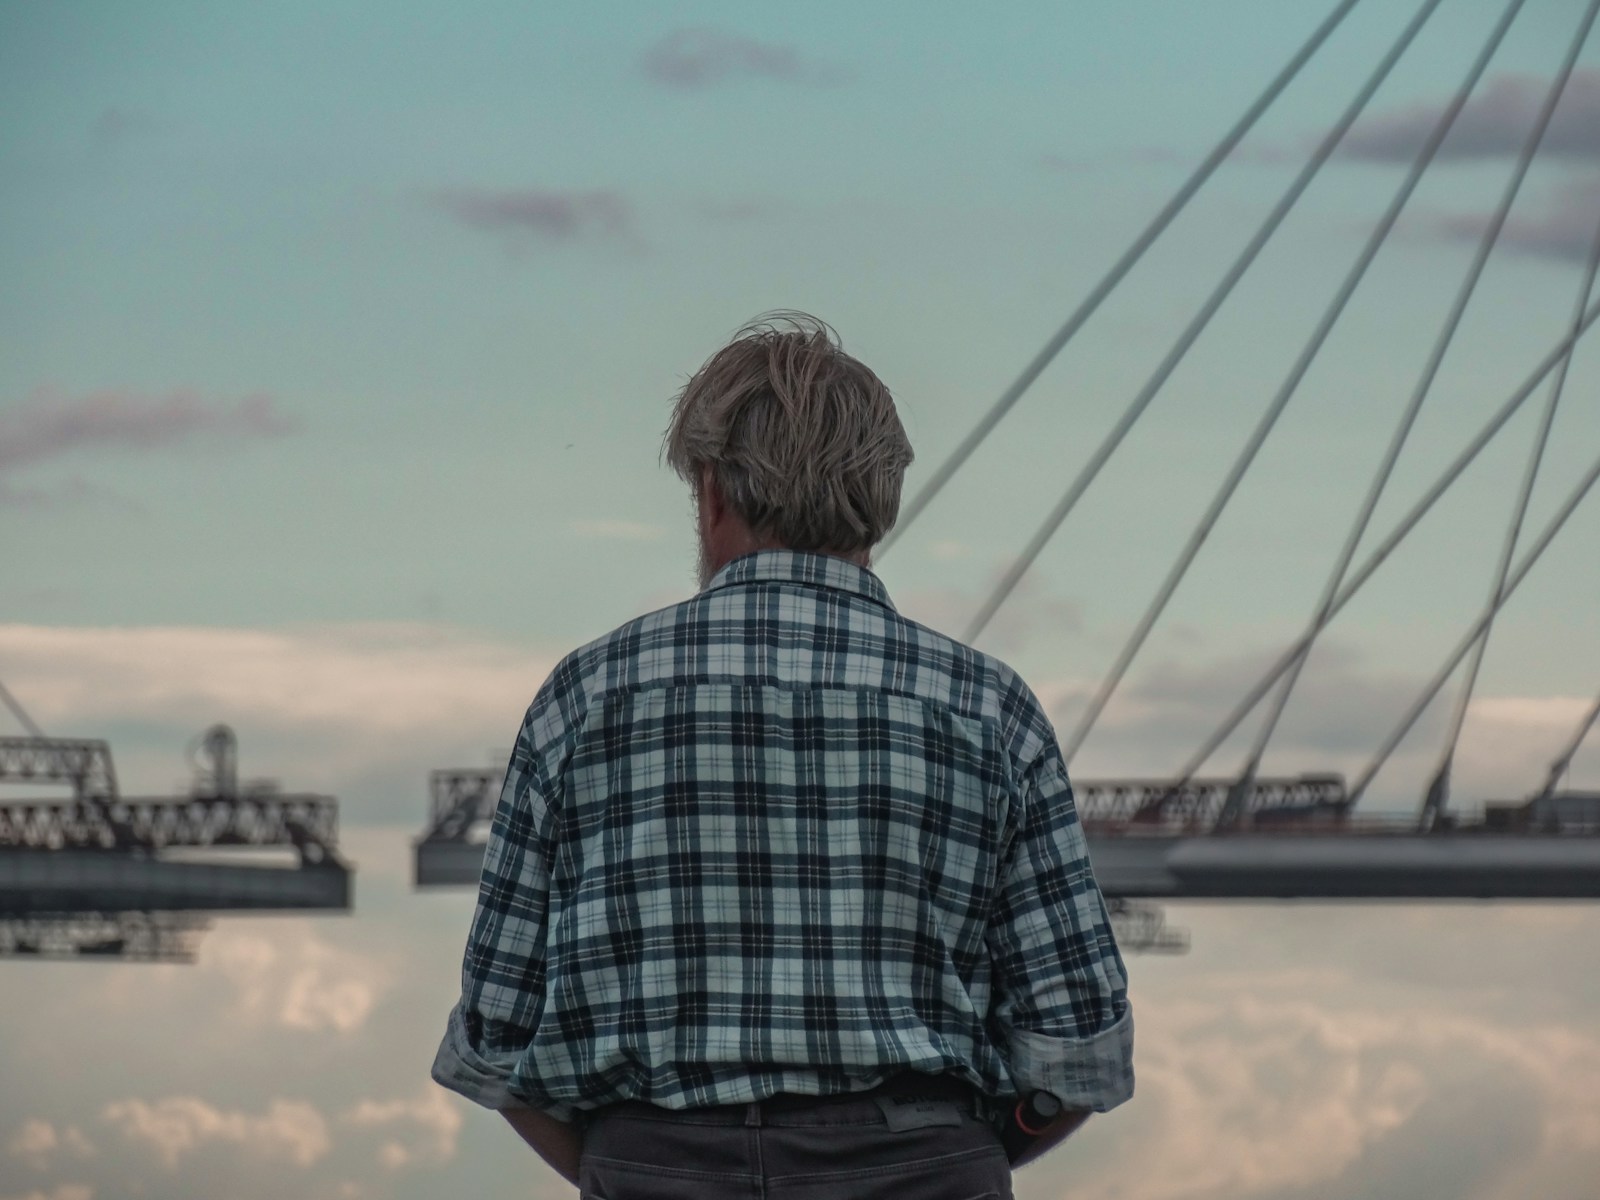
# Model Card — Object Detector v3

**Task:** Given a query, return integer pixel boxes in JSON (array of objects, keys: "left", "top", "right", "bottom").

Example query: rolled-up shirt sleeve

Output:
[
  {"left": 986, "top": 744, "right": 1134, "bottom": 1112},
  {"left": 431, "top": 712, "right": 571, "bottom": 1119}
]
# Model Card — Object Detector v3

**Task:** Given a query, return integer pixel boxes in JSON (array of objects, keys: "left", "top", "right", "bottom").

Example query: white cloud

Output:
[
  {"left": 0, "top": 622, "right": 546, "bottom": 740},
  {"left": 0, "top": 621, "right": 554, "bottom": 786},
  {"left": 1045, "top": 966, "right": 1600, "bottom": 1200},
  {"left": 101, "top": 1097, "right": 331, "bottom": 1169},
  {"left": 4, "top": 1121, "right": 94, "bottom": 1171},
  {"left": 340, "top": 1089, "right": 463, "bottom": 1171},
  {"left": 6, "top": 1121, "right": 58, "bottom": 1171},
  {"left": 3, "top": 615, "right": 1576, "bottom": 819},
  {"left": 1036, "top": 638, "right": 1595, "bottom": 808},
  {"left": 1097, "top": 986, "right": 1426, "bottom": 1197},
  {"left": 203, "top": 922, "right": 394, "bottom": 1035}
]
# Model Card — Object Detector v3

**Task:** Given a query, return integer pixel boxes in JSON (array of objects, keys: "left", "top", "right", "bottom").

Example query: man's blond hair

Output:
[{"left": 664, "top": 313, "right": 914, "bottom": 553}]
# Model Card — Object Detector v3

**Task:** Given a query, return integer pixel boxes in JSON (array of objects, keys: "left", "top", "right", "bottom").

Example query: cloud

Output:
[
  {"left": 4, "top": 610, "right": 1585, "bottom": 830},
  {"left": 881, "top": 573, "right": 1589, "bottom": 806},
  {"left": 0, "top": 1188, "right": 94, "bottom": 1200},
  {"left": 5, "top": 1122, "right": 58, "bottom": 1171},
  {"left": 1071, "top": 639, "right": 1431, "bottom": 764},
  {"left": 1111, "top": 994, "right": 1428, "bottom": 1197},
  {"left": 1342, "top": 70, "right": 1600, "bottom": 164},
  {"left": 0, "top": 389, "right": 296, "bottom": 475},
  {"left": 1068, "top": 967, "right": 1600, "bottom": 1200},
  {"left": 101, "top": 1097, "right": 331, "bottom": 1169},
  {"left": 1015, "top": 638, "right": 1595, "bottom": 808},
  {"left": 1428, "top": 175, "right": 1600, "bottom": 263},
  {"left": 339, "top": 1089, "right": 463, "bottom": 1171},
  {"left": 432, "top": 188, "right": 635, "bottom": 245},
  {"left": 203, "top": 923, "right": 396, "bottom": 1035},
  {"left": 639, "top": 28, "right": 848, "bottom": 90},
  {"left": 5, "top": 1120, "right": 95, "bottom": 1171},
  {"left": 0, "top": 622, "right": 552, "bottom": 784},
  {"left": 0, "top": 619, "right": 561, "bottom": 837}
]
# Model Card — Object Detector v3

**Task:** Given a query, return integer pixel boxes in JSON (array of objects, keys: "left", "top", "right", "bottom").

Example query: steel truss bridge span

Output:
[
  {"left": 0, "top": 792, "right": 341, "bottom": 858},
  {"left": 0, "top": 912, "right": 209, "bottom": 963},
  {"left": 0, "top": 726, "right": 352, "bottom": 962},
  {"left": 0, "top": 738, "right": 117, "bottom": 803},
  {"left": 413, "top": 767, "right": 1600, "bottom": 956}
]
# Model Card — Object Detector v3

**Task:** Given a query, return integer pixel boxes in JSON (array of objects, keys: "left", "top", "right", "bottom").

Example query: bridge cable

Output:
[
  {"left": 1226, "top": 0, "right": 1600, "bottom": 826},
  {"left": 1346, "top": 442, "right": 1600, "bottom": 808},
  {"left": 877, "top": 0, "right": 1366, "bottom": 556},
  {"left": 1420, "top": 59, "right": 1600, "bottom": 829},
  {"left": 960, "top": 0, "right": 1447, "bottom": 646},
  {"left": 1055, "top": 0, "right": 1527, "bottom": 763},
  {"left": 1170, "top": 290, "right": 1600, "bottom": 784},
  {"left": 1534, "top": 688, "right": 1600, "bottom": 801},
  {"left": 0, "top": 677, "right": 45, "bottom": 740}
]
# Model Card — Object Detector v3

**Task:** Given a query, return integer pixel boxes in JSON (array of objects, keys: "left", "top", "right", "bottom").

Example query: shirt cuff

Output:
[
  {"left": 431, "top": 1004, "right": 574, "bottom": 1120},
  {"left": 1007, "top": 1006, "right": 1135, "bottom": 1113}
]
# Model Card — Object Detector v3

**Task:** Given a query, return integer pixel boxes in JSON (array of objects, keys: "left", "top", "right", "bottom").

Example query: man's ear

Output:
[{"left": 699, "top": 466, "right": 726, "bottom": 527}]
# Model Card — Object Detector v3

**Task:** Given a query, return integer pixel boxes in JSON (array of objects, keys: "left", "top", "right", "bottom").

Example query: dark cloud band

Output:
[
  {"left": 0, "top": 390, "right": 296, "bottom": 475},
  {"left": 1344, "top": 70, "right": 1600, "bottom": 164},
  {"left": 639, "top": 28, "right": 848, "bottom": 90},
  {"left": 431, "top": 188, "right": 634, "bottom": 243}
]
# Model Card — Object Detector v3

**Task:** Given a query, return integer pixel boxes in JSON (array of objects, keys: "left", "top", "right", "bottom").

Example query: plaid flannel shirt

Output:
[{"left": 433, "top": 550, "right": 1133, "bottom": 1119}]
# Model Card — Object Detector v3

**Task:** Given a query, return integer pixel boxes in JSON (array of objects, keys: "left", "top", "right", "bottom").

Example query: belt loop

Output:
[{"left": 744, "top": 1101, "right": 763, "bottom": 1128}]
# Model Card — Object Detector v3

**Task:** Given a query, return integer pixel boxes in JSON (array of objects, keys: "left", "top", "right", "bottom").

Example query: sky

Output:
[{"left": 2, "top": 0, "right": 1599, "bottom": 1197}]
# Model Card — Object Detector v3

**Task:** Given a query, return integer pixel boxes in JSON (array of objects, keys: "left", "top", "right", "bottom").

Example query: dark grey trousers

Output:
[{"left": 579, "top": 1093, "right": 1013, "bottom": 1199}]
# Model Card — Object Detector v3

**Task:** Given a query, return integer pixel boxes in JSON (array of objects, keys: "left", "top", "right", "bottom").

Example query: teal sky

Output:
[
  {"left": 4, "top": 1, "right": 1596, "bottom": 717},
  {"left": 3, "top": 2, "right": 1600, "bottom": 1198}
]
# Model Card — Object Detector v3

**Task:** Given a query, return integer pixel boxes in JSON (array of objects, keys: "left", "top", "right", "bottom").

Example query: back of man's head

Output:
[{"left": 664, "top": 313, "right": 914, "bottom": 554}]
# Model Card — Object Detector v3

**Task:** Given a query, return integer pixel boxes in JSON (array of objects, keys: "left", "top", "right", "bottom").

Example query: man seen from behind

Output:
[{"left": 433, "top": 313, "right": 1134, "bottom": 1197}]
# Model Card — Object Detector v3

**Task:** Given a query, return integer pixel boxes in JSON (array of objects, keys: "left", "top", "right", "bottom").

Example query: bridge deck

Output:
[
  {"left": 1087, "top": 832, "right": 1600, "bottom": 899},
  {"left": 0, "top": 850, "right": 352, "bottom": 914},
  {"left": 413, "top": 829, "right": 1600, "bottom": 900}
]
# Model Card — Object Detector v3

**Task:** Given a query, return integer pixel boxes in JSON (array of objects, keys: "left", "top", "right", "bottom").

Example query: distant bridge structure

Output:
[
  {"left": 415, "top": 0, "right": 1600, "bottom": 950},
  {"left": 0, "top": 725, "right": 352, "bottom": 962},
  {"left": 414, "top": 768, "right": 503, "bottom": 889},
  {"left": 412, "top": 767, "right": 1600, "bottom": 955}
]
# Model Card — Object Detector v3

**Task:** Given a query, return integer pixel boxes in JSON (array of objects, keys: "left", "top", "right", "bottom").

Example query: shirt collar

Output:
[{"left": 702, "top": 550, "right": 897, "bottom": 613}]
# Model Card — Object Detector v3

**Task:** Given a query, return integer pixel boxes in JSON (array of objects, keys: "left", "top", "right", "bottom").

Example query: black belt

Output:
[{"left": 598, "top": 1072, "right": 985, "bottom": 1126}]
